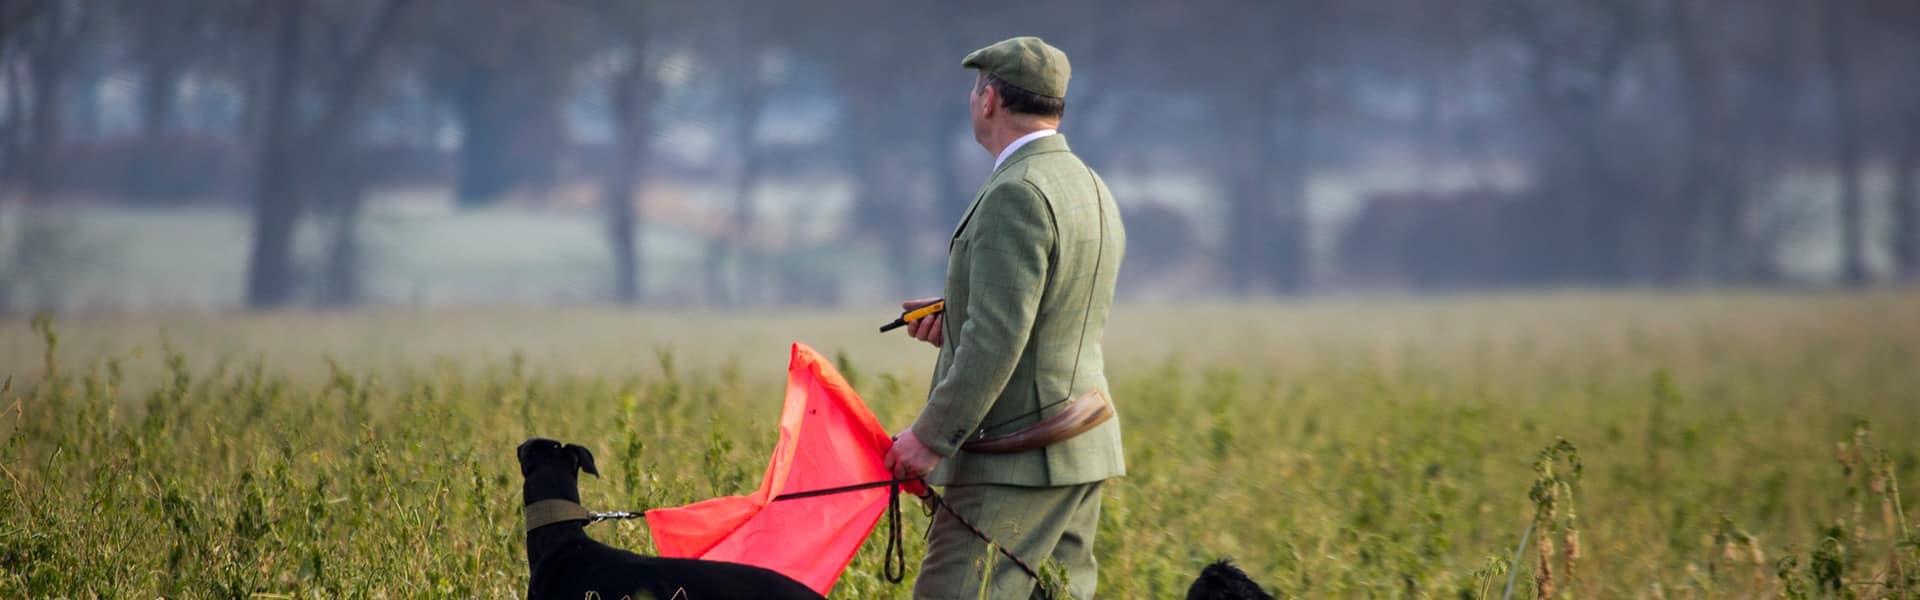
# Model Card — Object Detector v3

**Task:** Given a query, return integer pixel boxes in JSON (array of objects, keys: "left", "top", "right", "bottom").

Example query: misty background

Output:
[{"left": 0, "top": 0, "right": 1915, "bottom": 315}]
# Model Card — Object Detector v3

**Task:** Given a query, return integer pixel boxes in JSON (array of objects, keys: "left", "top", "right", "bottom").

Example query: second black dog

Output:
[{"left": 1185, "top": 559, "right": 1275, "bottom": 600}]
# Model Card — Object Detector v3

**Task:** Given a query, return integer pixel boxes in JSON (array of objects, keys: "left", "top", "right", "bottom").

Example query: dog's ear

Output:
[{"left": 565, "top": 443, "right": 599, "bottom": 477}]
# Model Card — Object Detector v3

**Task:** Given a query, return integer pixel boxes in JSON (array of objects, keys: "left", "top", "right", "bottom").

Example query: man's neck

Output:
[{"left": 985, "top": 120, "right": 1060, "bottom": 158}]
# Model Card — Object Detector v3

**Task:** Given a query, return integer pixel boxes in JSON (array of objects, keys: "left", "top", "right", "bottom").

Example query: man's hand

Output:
[
  {"left": 884, "top": 429, "right": 944, "bottom": 479},
  {"left": 901, "top": 298, "right": 944, "bottom": 348}
]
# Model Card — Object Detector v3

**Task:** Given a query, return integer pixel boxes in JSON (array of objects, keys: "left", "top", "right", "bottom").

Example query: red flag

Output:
[{"left": 644, "top": 343, "right": 920, "bottom": 595}]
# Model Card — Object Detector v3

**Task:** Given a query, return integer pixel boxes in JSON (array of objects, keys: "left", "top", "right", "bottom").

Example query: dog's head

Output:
[
  {"left": 517, "top": 438, "right": 600, "bottom": 479},
  {"left": 1185, "top": 559, "right": 1273, "bottom": 600}
]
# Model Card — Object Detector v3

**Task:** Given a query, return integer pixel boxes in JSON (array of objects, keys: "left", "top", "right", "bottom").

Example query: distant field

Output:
[
  {"left": 2, "top": 291, "right": 1917, "bottom": 597},
  {"left": 7, "top": 160, "right": 1862, "bottom": 314},
  {"left": 0, "top": 203, "right": 724, "bottom": 311}
]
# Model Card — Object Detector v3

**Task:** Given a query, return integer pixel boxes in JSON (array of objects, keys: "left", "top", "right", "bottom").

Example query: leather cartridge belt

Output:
[{"left": 960, "top": 388, "right": 1114, "bottom": 454}]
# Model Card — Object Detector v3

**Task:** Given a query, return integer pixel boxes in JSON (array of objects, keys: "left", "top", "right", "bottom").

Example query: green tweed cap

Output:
[{"left": 962, "top": 36, "right": 1070, "bottom": 98}]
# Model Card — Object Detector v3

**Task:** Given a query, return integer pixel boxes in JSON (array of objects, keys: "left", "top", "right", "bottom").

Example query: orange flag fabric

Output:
[{"left": 644, "top": 343, "right": 921, "bottom": 595}]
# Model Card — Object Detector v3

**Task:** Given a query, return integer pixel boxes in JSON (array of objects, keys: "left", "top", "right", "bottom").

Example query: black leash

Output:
[
  {"left": 587, "top": 477, "right": 1043, "bottom": 587},
  {"left": 588, "top": 477, "right": 920, "bottom": 584},
  {"left": 914, "top": 482, "right": 1045, "bottom": 583},
  {"left": 767, "top": 477, "right": 917, "bottom": 583},
  {"left": 587, "top": 477, "right": 913, "bottom": 523}
]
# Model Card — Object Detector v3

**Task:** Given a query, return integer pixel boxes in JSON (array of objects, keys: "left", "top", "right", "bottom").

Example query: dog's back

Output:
[{"left": 531, "top": 535, "right": 821, "bottom": 599}]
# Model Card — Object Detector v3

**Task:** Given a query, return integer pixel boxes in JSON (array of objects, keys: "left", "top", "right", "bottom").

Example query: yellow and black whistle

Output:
[{"left": 880, "top": 300, "right": 946, "bottom": 333}]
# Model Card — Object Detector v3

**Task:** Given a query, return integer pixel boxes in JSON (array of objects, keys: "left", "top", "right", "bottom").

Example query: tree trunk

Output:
[
  {"left": 1896, "top": 110, "right": 1919, "bottom": 281},
  {"left": 722, "top": 77, "right": 768, "bottom": 306},
  {"left": 140, "top": 58, "right": 180, "bottom": 135},
  {"left": 451, "top": 66, "right": 510, "bottom": 207},
  {"left": 1224, "top": 87, "right": 1275, "bottom": 295},
  {"left": 319, "top": 170, "right": 368, "bottom": 308},
  {"left": 23, "top": 31, "right": 68, "bottom": 198},
  {"left": 1820, "top": 0, "right": 1869, "bottom": 287},
  {"left": 0, "top": 61, "right": 22, "bottom": 181},
  {"left": 2, "top": 9, "right": 35, "bottom": 180},
  {"left": 1272, "top": 87, "right": 1312, "bottom": 295},
  {"left": 244, "top": 0, "right": 304, "bottom": 309},
  {"left": 245, "top": 0, "right": 413, "bottom": 309},
  {"left": 604, "top": 61, "right": 648, "bottom": 306},
  {"left": 1667, "top": 0, "right": 1725, "bottom": 284},
  {"left": 710, "top": 53, "right": 771, "bottom": 306},
  {"left": 846, "top": 91, "right": 916, "bottom": 300},
  {"left": 1504, "top": 0, "right": 1643, "bottom": 285},
  {"left": 603, "top": 153, "right": 641, "bottom": 305},
  {"left": 449, "top": 63, "right": 565, "bottom": 209},
  {"left": 0, "top": 1, "right": 53, "bottom": 54},
  {"left": 1223, "top": 65, "right": 1310, "bottom": 296},
  {"left": 1724, "top": 0, "right": 1799, "bottom": 284}
]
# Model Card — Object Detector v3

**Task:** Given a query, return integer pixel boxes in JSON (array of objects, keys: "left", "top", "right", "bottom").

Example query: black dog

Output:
[
  {"left": 518, "top": 438, "right": 824, "bottom": 600},
  {"left": 1186, "top": 559, "right": 1275, "bottom": 600}
]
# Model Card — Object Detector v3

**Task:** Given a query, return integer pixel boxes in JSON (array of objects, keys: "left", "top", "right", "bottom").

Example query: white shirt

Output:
[{"left": 993, "top": 129, "right": 1058, "bottom": 171}]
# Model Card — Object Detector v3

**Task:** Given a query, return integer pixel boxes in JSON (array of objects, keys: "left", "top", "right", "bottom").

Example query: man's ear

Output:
[{"left": 565, "top": 443, "right": 599, "bottom": 478}]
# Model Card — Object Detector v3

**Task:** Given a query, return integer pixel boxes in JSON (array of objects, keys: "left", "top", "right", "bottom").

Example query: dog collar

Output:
[{"left": 524, "top": 499, "right": 594, "bottom": 532}]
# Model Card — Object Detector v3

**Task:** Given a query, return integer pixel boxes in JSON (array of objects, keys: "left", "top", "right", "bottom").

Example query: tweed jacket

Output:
[{"left": 910, "top": 134, "right": 1126, "bottom": 487}]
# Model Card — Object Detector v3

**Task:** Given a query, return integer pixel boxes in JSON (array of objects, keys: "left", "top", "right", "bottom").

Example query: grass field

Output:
[{"left": 2, "top": 291, "right": 1917, "bottom": 598}]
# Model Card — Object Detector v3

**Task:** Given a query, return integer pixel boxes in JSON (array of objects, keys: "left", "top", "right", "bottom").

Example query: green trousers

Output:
[{"left": 913, "top": 481, "right": 1103, "bottom": 600}]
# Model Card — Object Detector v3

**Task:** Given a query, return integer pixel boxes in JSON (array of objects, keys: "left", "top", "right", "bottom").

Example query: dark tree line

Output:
[{"left": 0, "top": 0, "right": 1915, "bottom": 312}]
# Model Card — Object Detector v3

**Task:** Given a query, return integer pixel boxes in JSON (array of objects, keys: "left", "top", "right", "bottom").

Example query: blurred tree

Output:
[
  {"left": 1666, "top": 0, "right": 1743, "bottom": 283},
  {"left": 1817, "top": 0, "right": 1868, "bottom": 287},
  {"left": 1169, "top": 0, "right": 1318, "bottom": 295},
  {"left": 0, "top": 1, "right": 55, "bottom": 174},
  {"left": 0, "top": 1, "right": 52, "bottom": 49},
  {"left": 793, "top": 0, "right": 960, "bottom": 300},
  {"left": 1702, "top": 0, "right": 1798, "bottom": 283},
  {"left": 9, "top": 0, "right": 92, "bottom": 197},
  {"left": 0, "top": 0, "right": 93, "bottom": 314},
  {"left": 704, "top": 0, "right": 777, "bottom": 307},
  {"left": 118, "top": 0, "right": 223, "bottom": 136},
  {"left": 1898, "top": 114, "right": 1918, "bottom": 281},
  {"left": 0, "top": 0, "right": 46, "bottom": 192},
  {"left": 244, "top": 0, "right": 417, "bottom": 309},
  {"left": 1498, "top": 0, "right": 1652, "bottom": 285},
  {"left": 1880, "top": 0, "right": 1920, "bottom": 282},
  {"left": 593, "top": 0, "right": 668, "bottom": 306},
  {"left": 5, "top": 0, "right": 1916, "bottom": 310},
  {"left": 418, "top": 0, "right": 588, "bottom": 208},
  {"left": 314, "top": 144, "right": 374, "bottom": 307},
  {"left": 599, "top": 3, "right": 652, "bottom": 303}
]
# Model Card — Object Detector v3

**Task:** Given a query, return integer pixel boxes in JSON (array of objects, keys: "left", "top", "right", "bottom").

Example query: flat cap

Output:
[{"left": 962, "top": 36, "right": 1070, "bottom": 98}]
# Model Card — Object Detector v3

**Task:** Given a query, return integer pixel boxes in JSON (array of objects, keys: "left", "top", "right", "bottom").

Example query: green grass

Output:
[{"left": 2, "top": 291, "right": 1917, "bottom": 598}]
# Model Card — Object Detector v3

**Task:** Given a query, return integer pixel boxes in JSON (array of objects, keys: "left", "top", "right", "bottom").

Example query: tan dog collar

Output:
[{"left": 524, "top": 498, "right": 593, "bottom": 532}]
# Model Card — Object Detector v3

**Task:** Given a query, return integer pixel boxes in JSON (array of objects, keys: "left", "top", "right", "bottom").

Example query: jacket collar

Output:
[
  {"left": 989, "top": 133, "right": 1069, "bottom": 180},
  {"left": 953, "top": 134, "right": 1072, "bottom": 240},
  {"left": 993, "top": 129, "right": 1057, "bottom": 171}
]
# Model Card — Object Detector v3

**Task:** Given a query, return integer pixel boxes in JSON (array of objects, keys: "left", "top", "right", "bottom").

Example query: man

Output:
[{"left": 883, "top": 36, "right": 1126, "bottom": 600}]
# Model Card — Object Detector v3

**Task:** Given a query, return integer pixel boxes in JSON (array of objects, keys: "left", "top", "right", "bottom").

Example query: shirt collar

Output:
[{"left": 993, "top": 129, "right": 1058, "bottom": 171}]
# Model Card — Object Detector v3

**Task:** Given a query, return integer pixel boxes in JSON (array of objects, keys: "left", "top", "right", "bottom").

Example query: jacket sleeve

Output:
[{"left": 910, "top": 180, "right": 1055, "bottom": 456}]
